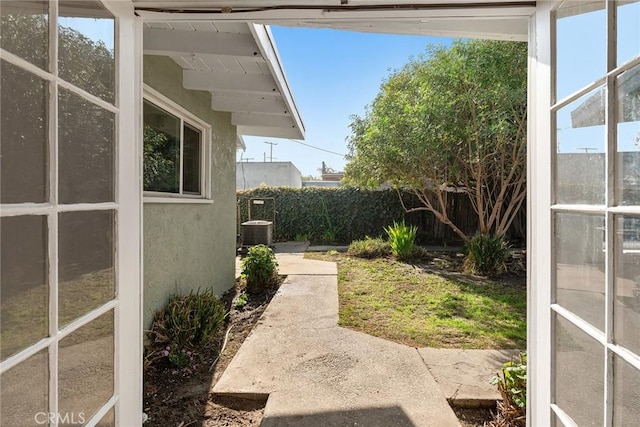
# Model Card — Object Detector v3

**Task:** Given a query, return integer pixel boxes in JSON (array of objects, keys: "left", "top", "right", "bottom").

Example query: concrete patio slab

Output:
[
  {"left": 274, "top": 241, "right": 310, "bottom": 254},
  {"left": 276, "top": 254, "right": 337, "bottom": 275},
  {"left": 418, "top": 348, "right": 521, "bottom": 408},
  {"left": 215, "top": 255, "right": 461, "bottom": 426},
  {"left": 224, "top": 245, "right": 517, "bottom": 424}
]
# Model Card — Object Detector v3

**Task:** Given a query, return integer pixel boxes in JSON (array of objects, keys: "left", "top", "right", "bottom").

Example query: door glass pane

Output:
[
  {"left": 59, "top": 88, "right": 115, "bottom": 204},
  {"left": 613, "top": 354, "right": 640, "bottom": 426},
  {"left": 58, "top": 210, "right": 115, "bottom": 327},
  {"left": 617, "top": 1, "right": 640, "bottom": 66},
  {"left": 554, "top": 314, "right": 604, "bottom": 426},
  {"left": 555, "top": 0, "right": 606, "bottom": 101},
  {"left": 59, "top": 310, "right": 114, "bottom": 424},
  {"left": 143, "top": 101, "right": 180, "bottom": 193},
  {"left": 183, "top": 124, "right": 201, "bottom": 194},
  {"left": 555, "top": 213, "right": 606, "bottom": 329},
  {"left": 616, "top": 63, "right": 640, "bottom": 206},
  {"left": 0, "top": 349, "right": 48, "bottom": 426},
  {"left": 1, "top": 60, "right": 48, "bottom": 204},
  {"left": 0, "top": 215, "right": 48, "bottom": 361},
  {"left": 614, "top": 215, "right": 640, "bottom": 354},
  {"left": 58, "top": 0, "right": 115, "bottom": 103},
  {"left": 556, "top": 86, "right": 606, "bottom": 205},
  {"left": 0, "top": 0, "right": 48, "bottom": 70}
]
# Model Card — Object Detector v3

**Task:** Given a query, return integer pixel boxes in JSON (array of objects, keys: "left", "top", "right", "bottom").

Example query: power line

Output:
[{"left": 286, "top": 139, "right": 345, "bottom": 157}]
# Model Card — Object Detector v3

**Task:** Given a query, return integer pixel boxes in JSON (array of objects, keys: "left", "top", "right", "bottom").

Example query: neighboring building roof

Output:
[
  {"left": 134, "top": 1, "right": 535, "bottom": 41},
  {"left": 143, "top": 21, "right": 305, "bottom": 140}
]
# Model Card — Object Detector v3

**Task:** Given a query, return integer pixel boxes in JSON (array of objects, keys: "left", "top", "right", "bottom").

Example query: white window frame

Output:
[{"left": 142, "top": 84, "right": 212, "bottom": 204}]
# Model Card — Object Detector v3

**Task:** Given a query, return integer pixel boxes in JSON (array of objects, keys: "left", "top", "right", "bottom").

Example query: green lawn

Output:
[{"left": 307, "top": 252, "right": 526, "bottom": 349}]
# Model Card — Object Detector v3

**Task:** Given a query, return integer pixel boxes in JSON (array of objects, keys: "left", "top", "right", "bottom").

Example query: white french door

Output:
[
  {"left": 530, "top": 1, "right": 640, "bottom": 426},
  {"left": 0, "top": 1, "right": 141, "bottom": 425}
]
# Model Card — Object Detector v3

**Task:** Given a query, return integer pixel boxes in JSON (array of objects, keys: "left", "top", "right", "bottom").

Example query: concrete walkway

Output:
[{"left": 224, "top": 243, "right": 518, "bottom": 426}]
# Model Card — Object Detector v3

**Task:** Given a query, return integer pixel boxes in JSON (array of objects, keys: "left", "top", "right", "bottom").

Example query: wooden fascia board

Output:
[
  {"left": 231, "top": 112, "right": 294, "bottom": 127},
  {"left": 183, "top": 69, "right": 279, "bottom": 93},
  {"left": 143, "top": 27, "right": 261, "bottom": 58},
  {"left": 211, "top": 95, "right": 289, "bottom": 115},
  {"left": 249, "top": 24, "right": 306, "bottom": 137},
  {"left": 237, "top": 125, "right": 304, "bottom": 139}
]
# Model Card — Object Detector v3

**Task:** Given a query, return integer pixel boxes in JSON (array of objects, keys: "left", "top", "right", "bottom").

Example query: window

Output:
[{"left": 143, "top": 88, "right": 210, "bottom": 200}]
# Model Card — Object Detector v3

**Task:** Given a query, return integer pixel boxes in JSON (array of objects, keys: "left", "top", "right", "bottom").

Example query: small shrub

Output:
[
  {"left": 402, "top": 245, "right": 431, "bottom": 262},
  {"left": 147, "top": 288, "right": 227, "bottom": 367},
  {"left": 294, "top": 233, "right": 309, "bottom": 242},
  {"left": 235, "top": 292, "right": 248, "bottom": 309},
  {"left": 490, "top": 352, "right": 527, "bottom": 427},
  {"left": 347, "top": 236, "right": 391, "bottom": 258},
  {"left": 168, "top": 349, "right": 191, "bottom": 368},
  {"left": 463, "top": 233, "right": 511, "bottom": 275},
  {"left": 385, "top": 220, "right": 417, "bottom": 259},
  {"left": 321, "top": 229, "right": 336, "bottom": 243},
  {"left": 242, "top": 244, "right": 279, "bottom": 293}
]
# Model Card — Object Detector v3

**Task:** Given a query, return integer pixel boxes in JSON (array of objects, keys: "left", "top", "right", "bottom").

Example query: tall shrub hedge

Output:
[{"left": 237, "top": 187, "right": 526, "bottom": 245}]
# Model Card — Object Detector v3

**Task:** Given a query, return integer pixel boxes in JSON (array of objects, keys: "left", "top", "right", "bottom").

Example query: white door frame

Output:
[
  {"left": 527, "top": 2, "right": 553, "bottom": 426},
  {"left": 0, "top": 1, "right": 143, "bottom": 424},
  {"left": 106, "top": 0, "right": 143, "bottom": 424}
]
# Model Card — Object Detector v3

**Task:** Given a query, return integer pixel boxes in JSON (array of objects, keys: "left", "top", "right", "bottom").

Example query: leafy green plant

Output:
[
  {"left": 321, "top": 229, "right": 336, "bottom": 243},
  {"left": 490, "top": 352, "right": 527, "bottom": 427},
  {"left": 319, "top": 198, "right": 337, "bottom": 243},
  {"left": 167, "top": 349, "right": 191, "bottom": 368},
  {"left": 147, "top": 288, "right": 227, "bottom": 367},
  {"left": 463, "top": 232, "right": 511, "bottom": 275},
  {"left": 235, "top": 292, "right": 248, "bottom": 309},
  {"left": 241, "top": 244, "right": 279, "bottom": 293},
  {"left": 385, "top": 220, "right": 417, "bottom": 259},
  {"left": 347, "top": 236, "right": 392, "bottom": 258},
  {"left": 294, "top": 233, "right": 310, "bottom": 242}
]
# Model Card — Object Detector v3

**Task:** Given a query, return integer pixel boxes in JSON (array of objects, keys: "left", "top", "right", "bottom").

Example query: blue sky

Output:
[
  {"left": 239, "top": 27, "right": 453, "bottom": 177},
  {"left": 555, "top": 2, "right": 639, "bottom": 155},
  {"left": 68, "top": 5, "right": 639, "bottom": 174}
]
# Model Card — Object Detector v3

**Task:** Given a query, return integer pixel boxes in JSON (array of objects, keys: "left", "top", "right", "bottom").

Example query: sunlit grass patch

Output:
[{"left": 307, "top": 252, "right": 526, "bottom": 349}]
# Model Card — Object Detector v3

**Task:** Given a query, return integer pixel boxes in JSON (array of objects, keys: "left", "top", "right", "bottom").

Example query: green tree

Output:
[{"left": 345, "top": 40, "right": 527, "bottom": 243}]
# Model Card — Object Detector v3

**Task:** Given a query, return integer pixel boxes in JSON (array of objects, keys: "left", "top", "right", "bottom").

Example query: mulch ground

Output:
[{"left": 143, "top": 279, "right": 280, "bottom": 427}]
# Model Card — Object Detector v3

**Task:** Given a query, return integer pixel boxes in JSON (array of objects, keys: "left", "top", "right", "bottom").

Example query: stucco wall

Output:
[
  {"left": 236, "top": 161, "right": 302, "bottom": 190},
  {"left": 143, "top": 55, "right": 236, "bottom": 328}
]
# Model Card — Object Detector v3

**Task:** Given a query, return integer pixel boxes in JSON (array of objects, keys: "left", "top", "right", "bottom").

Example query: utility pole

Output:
[{"left": 264, "top": 141, "right": 278, "bottom": 162}]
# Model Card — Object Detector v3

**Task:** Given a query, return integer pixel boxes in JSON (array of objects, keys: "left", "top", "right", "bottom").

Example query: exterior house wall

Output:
[
  {"left": 236, "top": 161, "right": 302, "bottom": 190},
  {"left": 143, "top": 55, "right": 237, "bottom": 328}
]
